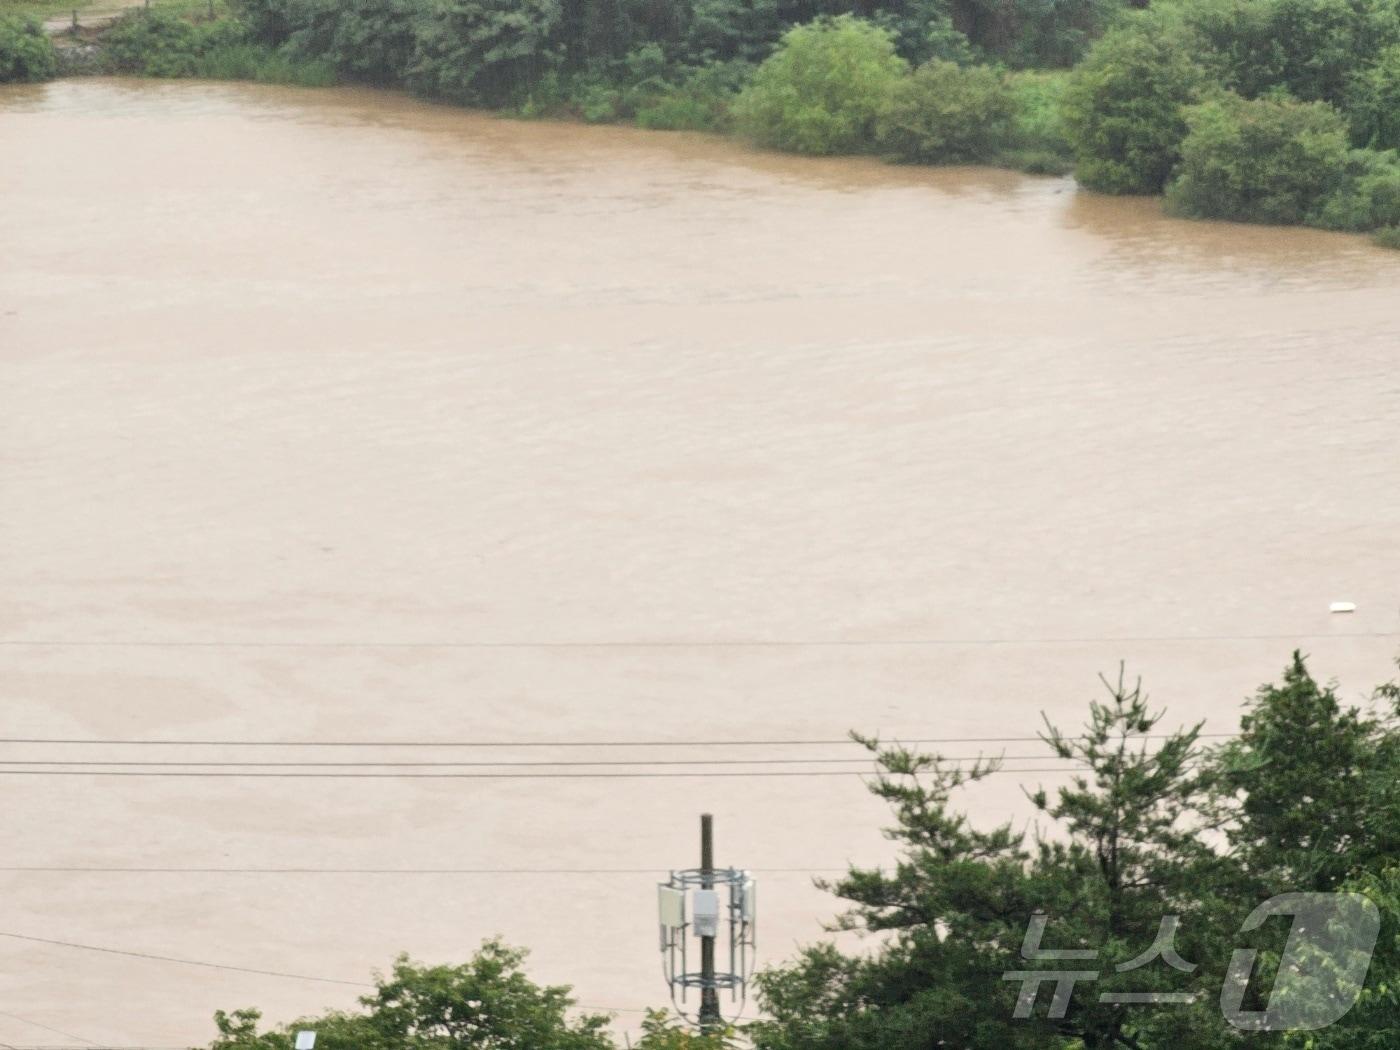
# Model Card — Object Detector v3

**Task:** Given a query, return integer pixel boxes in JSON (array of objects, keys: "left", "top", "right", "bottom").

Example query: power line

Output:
[
  {"left": 0, "top": 632, "right": 1393, "bottom": 650},
  {"left": 0, "top": 767, "right": 1094, "bottom": 779},
  {"left": 0, "top": 932, "right": 369, "bottom": 988},
  {"left": 0, "top": 866, "right": 852, "bottom": 875},
  {"left": 0, "top": 755, "right": 1087, "bottom": 768},
  {"left": 0, "top": 933, "right": 645, "bottom": 1015},
  {"left": 0, "top": 1013, "right": 97, "bottom": 1048},
  {"left": 0, "top": 734, "right": 1234, "bottom": 748}
]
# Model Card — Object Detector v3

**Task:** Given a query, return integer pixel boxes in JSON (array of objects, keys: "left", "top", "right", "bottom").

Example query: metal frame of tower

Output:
[{"left": 658, "top": 815, "right": 757, "bottom": 1033}]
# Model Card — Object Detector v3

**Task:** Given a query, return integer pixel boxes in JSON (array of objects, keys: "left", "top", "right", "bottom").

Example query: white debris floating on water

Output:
[{"left": 1329, "top": 601, "right": 1357, "bottom": 614}]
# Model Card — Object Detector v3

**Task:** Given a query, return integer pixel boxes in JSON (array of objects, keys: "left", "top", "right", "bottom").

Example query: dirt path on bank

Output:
[{"left": 42, "top": 0, "right": 145, "bottom": 34}]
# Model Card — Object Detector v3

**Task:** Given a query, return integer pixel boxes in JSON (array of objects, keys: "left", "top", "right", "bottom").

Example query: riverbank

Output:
[{"left": 5, "top": 1, "right": 1400, "bottom": 249}]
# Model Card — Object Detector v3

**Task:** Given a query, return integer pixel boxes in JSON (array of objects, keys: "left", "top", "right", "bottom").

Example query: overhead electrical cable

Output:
[
  {"left": 0, "top": 755, "right": 1103, "bottom": 767},
  {"left": 0, "top": 932, "right": 370, "bottom": 988},
  {"left": 0, "top": 767, "right": 1105, "bottom": 779},
  {"left": 0, "top": 932, "right": 645, "bottom": 1013},
  {"left": 1, "top": 631, "right": 1392, "bottom": 649},
  {"left": 0, "top": 734, "right": 1234, "bottom": 747},
  {"left": 0, "top": 866, "right": 851, "bottom": 875},
  {"left": 0, "top": 1014, "right": 97, "bottom": 1048}
]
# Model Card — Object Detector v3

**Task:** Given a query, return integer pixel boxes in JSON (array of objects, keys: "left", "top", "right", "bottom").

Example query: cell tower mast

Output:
[
  {"left": 699, "top": 814, "right": 721, "bottom": 1031},
  {"left": 658, "top": 814, "right": 757, "bottom": 1034}
]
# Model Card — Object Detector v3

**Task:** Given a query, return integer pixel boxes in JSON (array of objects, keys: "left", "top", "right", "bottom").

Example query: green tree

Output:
[
  {"left": 207, "top": 941, "right": 615, "bottom": 1050},
  {"left": 1345, "top": 44, "right": 1400, "bottom": 150},
  {"left": 621, "top": 0, "right": 687, "bottom": 54},
  {"left": 733, "top": 15, "right": 909, "bottom": 154},
  {"left": 282, "top": 0, "right": 419, "bottom": 83},
  {"left": 749, "top": 743, "right": 1048, "bottom": 1050},
  {"left": 997, "top": 0, "right": 1124, "bottom": 70},
  {"left": 577, "top": 0, "right": 633, "bottom": 63},
  {"left": 632, "top": 1009, "right": 736, "bottom": 1049},
  {"left": 1061, "top": 9, "right": 1212, "bottom": 193},
  {"left": 752, "top": 671, "right": 1227, "bottom": 1050},
  {"left": 1185, "top": 0, "right": 1396, "bottom": 107},
  {"left": 1206, "top": 658, "right": 1400, "bottom": 1048},
  {"left": 0, "top": 15, "right": 57, "bottom": 83},
  {"left": 1287, "top": 865, "right": 1400, "bottom": 1050},
  {"left": 1022, "top": 672, "right": 1229, "bottom": 1050},
  {"left": 749, "top": 656, "right": 1400, "bottom": 1050},
  {"left": 1166, "top": 92, "right": 1351, "bottom": 225},
  {"left": 876, "top": 59, "right": 1014, "bottom": 162},
  {"left": 633, "top": 60, "right": 752, "bottom": 131},
  {"left": 233, "top": 0, "right": 298, "bottom": 46},
  {"left": 869, "top": 0, "right": 975, "bottom": 67},
  {"left": 683, "top": 0, "right": 785, "bottom": 64},
  {"left": 1309, "top": 149, "right": 1400, "bottom": 232},
  {"left": 1208, "top": 653, "right": 1400, "bottom": 890},
  {"left": 406, "top": 0, "right": 562, "bottom": 105},
  {"left": 102, "top": 10, "right": 205, "bottom": 77}
]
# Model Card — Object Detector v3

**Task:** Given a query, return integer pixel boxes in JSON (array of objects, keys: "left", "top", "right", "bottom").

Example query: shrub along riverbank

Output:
[
  {"left": 4, "top": 0, "right": 1400, "bottom": 246},
  {"left": 1, "top": 14, "right": 59, "bottom": 81}
]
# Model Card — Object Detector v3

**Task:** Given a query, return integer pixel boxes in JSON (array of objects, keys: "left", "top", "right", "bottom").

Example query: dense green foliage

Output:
[
  {"left": 748, "top": 654, "right": 1400, "bottom": 1049},
  {"left": 405, "top": 0, "right": 562, "bottom": 105},
  {"left": 1186, "top": 0, "right": 1398, "bottom": 107},
  {"left": 207, "top": 944, "right": 615, "bottom": 1050},
  {"left": 0, "top": 14, "right": 58, "bottom": 82},
  {"left": 1216, "top": 655, "right": 1400, "bottom": 892},
  {"left": 102, "top": 10, "right": 333, "bottom": 83},
  {"left": 631, "top": 60, "right": 750, "bottom": 130},
  {"left": 205, "top": 0, "right": 1114, "bottom": 138},
  {"left": 1374, "top": 223, "right": 1400, "bottom": 247},
  {"left": 733, "top": 16, "right": 908, "bottom": 154},
  {"left": 1004, "top": 69, "right": 1074, "bottom": 171},
  {"left": 1061, "top": 10, "right": 1210, "bottom": 193},
  {"left": 280, "top": 0, "right": 419, "bottom": 84},
  {"left": 104, "top": 9, "right": 204, "bottom": 77},
  {"left": 877, "top": 59, "right": 1014, "bottom": 163},
  {"left": 204, "top": 943, "right": 731, "bottom": 1050},
  {"left": 734, "top": 18, "right": 1075, "bottom": 166},
  {"left": 1345, "top": 43, "right": 1400, "bottom": 150},
  {"left": 1055, "top": 0, "right": 1400, "bottom": 240},
  {"left": 1166, "top": 93, "right": 1351, "bottom": 224},
  {"left": 219, "top": 0, "right": 769, "bottom": 126},
  {"left": 77, "top": 0, "right": 1400, "bottom": 242},
  {"left": 194, "top": 39, "right": 337, "bottom": 84}
]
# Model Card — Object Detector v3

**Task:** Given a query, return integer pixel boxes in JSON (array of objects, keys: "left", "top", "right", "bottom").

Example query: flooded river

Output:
[{"left": 2, "top": 78, "right": 1399, "bottom": 1045}]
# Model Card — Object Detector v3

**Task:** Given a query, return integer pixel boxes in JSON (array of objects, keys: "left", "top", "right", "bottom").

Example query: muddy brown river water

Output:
[{"left": 2, "top": 77, "right": 1399, "bottom": 1044}]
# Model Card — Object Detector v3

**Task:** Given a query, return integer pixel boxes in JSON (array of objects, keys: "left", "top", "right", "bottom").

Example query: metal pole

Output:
[{"left": 699, "top": 813, "right": 722, "bottom": 1033}]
